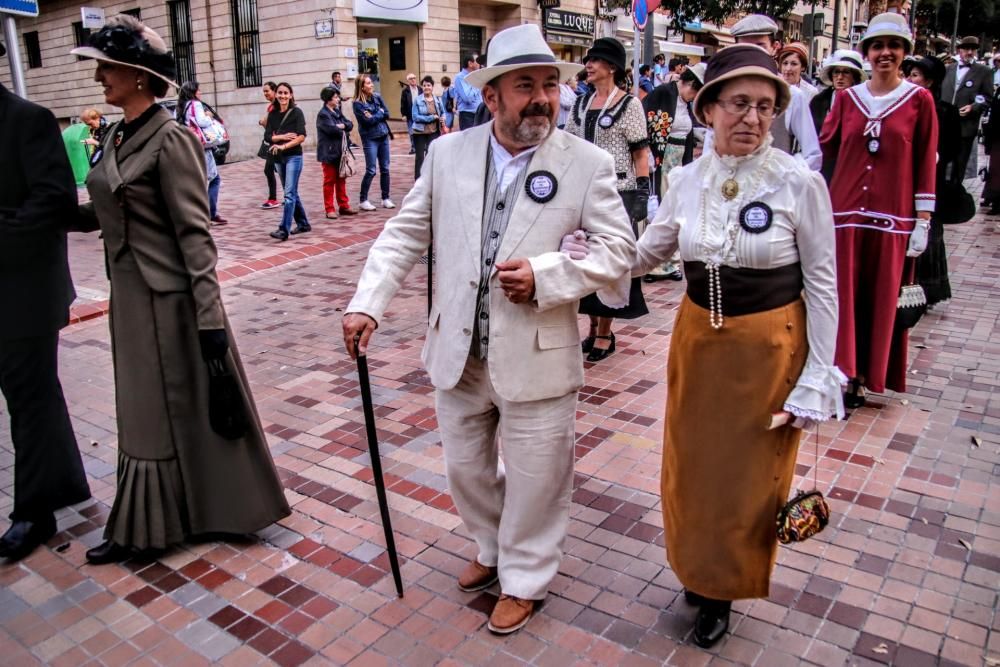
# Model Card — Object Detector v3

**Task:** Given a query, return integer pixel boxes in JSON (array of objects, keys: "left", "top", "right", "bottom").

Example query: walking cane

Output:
[
  {"left": 354, "top": 336, "right": 405, "bottom": 597},
  {"left": 427, "top": 229, "right": 434, "bottom": 317}
]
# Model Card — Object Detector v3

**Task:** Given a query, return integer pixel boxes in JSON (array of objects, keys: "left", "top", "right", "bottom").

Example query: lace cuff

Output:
[
  {"left": 784, "top": 364, "right": 848, "bottom": 421},
  {"left": 595, "top": 274, "right": 631, "bottom": 309}
]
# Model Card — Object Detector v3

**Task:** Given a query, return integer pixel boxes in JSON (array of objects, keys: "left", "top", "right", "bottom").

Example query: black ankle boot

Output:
[
  {"left": 692, "top": 598, "right": 731, "bottom": 648},
  {"left": 683, "top": 588, "right": 708, "bottom": 606},
  {"left": 86, "top": 540, "right": 134, "bottom": 565},
  {"left": 844, "top": 379, "right": 866, "bottom": 409}
]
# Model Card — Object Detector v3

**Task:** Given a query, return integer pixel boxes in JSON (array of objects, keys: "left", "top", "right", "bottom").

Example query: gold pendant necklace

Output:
[{"left": 721, "top": 178, "right": 739, "bottom": 200}]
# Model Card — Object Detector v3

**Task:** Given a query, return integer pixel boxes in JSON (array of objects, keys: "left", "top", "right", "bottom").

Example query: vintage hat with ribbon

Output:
[
  {"left": 693, "top": 44, "right": 791, "bottom": 124},
  {"left": 958, "top": 35, "right": 980, "bottom": 48},
  {"left": 902, "top": 55, "right": 946, "bottom": 86},
  {"left": 819, "top": 49, "right": 867, "bottom": 85},
  {"left": 465, "top": 24, "right": 581, "bottom": 89},
  {"left": 70, "top": 14, "right": 178, "bottom": 88},
  {"left": 860, "top": 12, "right": 913, "bottom": 54},
  {"left": 583, "top": 37, "right": 628, "bottom": 74},
  {"left": 730, "top": 14, "right": 780, "bottom": 38}
]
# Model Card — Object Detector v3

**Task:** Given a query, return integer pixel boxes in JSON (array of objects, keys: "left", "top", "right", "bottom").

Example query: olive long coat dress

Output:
[{"left": 79, "top": 106, "right": 290, "bottom": 550}]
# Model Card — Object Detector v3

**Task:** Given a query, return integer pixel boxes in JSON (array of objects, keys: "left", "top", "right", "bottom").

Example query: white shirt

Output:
[
  {"left": 636, "top": 136, "right": 845, "bottom": 420},
  {"left": 798, "top": 78, "right": 819, "bottom": 100},
  {"left": 669, "top": 100, "right": 693, "bottom": 139},
  {"left": 489, "top": 132, "right": 540, "bottom": 191}
]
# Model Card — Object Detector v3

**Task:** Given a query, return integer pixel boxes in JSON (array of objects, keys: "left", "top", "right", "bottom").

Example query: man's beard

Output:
[{"left": 498, "top": 101, "right": 554, "bottom": 147}]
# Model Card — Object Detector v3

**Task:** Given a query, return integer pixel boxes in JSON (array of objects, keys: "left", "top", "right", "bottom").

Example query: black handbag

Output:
[
  {"left": 936, "top": 181, "right": 975, "bottom": 224},
  {"left": 207, "top": 358, "right": 248, "bottom": 440},
  {"left": 257, "top": 140, "right": 271, "bottom": 160}
]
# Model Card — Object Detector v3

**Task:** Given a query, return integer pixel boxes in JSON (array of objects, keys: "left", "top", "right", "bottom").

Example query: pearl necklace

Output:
[{"left": 697, "top": 148, "right": 773, "bottom": 330}]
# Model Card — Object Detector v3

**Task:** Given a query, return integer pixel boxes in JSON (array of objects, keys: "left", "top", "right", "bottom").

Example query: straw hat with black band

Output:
[
  {"left": 464, "top": 24, "right": 581, "bottom": 89},
  {"left": 859, "top": 12, "right": 913, "bottom": 54},
  {"left": 819, "top": 49, "right": 867, "bottom": 86},
  {"left": 70, "top": 14, "right": 178, "bottom": 92},
  {"left": 692, "top": 44, "right": 791, "bottom": 125}
]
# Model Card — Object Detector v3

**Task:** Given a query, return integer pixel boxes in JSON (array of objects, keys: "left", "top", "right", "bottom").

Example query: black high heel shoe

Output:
[
  {"left": 692, "top": 598, "right": 731, "bottom": 648},
  {"left": 581, "top": 335, "right": 596, "bottom": 353},
  {"left": 586, "top": 333, "right": 615, "bottom": 362},
  {"left": 844, "top": 379, "right": 866, "bottom": 409}
]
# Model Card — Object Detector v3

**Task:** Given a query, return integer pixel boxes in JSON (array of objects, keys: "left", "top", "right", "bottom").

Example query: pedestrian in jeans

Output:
[
  {"left": 317, "top": 87, "right": 356, "bottom": 218},
  {"left": 411, "top": 75, "right": 444, "bottom": 179},
  {"left": 453, "top": 52, "right": 483, "bottom": 130},
  {"left": 177, "top": 81, "right": 226, "bottom": 225},
  {"left": 353, "top": 73, "right": 394, "bottom": 210},
  {"left": 266, "top": 82, "right": 309, "bottom": 241},
  {"left": 259, "top": 81, "right": 279, "bottom": 209},
  {"left": 440, "top": 75, "right": 455, "bottom": 131}
]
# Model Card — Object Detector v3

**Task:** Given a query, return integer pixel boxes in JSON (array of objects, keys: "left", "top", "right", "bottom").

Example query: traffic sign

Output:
[
  {"left": 0, "top": 0, "right": 38, "bottom": 18},
  {"left": 632, "top": 0, "right": 648, "bottom": 30}
]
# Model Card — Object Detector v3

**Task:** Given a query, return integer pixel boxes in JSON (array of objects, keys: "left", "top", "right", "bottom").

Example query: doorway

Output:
[{"left": 356, "top": 22, "right": 419, "bottom": 118}]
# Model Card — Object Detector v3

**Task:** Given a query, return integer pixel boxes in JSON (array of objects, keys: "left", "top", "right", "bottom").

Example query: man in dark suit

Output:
[
  {"left": 942, "top": 36, "right": 994, "bottom": 185},
  {"left": 0, "top": 57, "right": 91, "bottom": 561},
  {"left": 400, "top": 72, "right": 419, "bottom": 154}
]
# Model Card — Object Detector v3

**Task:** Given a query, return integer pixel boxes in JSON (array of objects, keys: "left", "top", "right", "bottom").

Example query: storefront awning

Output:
[{"left": 657, "top": 41, "right": 705, "bottom": 56}]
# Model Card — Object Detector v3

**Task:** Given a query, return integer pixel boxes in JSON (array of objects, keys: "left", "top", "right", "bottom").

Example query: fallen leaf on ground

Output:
[
  {"left": 971, "top": 436, "right": 982, "bottom": 448},
  {"left": 872, "top": 643, "right": 889, "bottom": 655},
  {"left": 900, "top": 399, "right": 909, "bottom": 405},
  {"left": 921, "top": 517, "right": 928, "bottom": 524},
  {"left": 958, "top": 538, "right": 972, "bottom": 551}
]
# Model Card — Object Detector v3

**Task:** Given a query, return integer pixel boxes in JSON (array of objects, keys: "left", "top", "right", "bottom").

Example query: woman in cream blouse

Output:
[{"left": 568, "top": 44, "right": 845, "bottom": 648}]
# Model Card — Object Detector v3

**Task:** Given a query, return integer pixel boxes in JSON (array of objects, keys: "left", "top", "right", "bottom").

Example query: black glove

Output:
[
  {"left": 198, "top": 329, "right": 229, "bottom": 362},
  {"left": 630, "top": 177, "right": 651, "bottom": 222}
]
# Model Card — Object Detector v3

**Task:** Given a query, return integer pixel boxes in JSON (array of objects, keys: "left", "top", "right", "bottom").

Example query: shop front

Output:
[
  {"left": 543, "top": 8, "right": 596, "bottom": 62},
  {"left": 354, "top": 0, "right": 427, "bottom": 117}
]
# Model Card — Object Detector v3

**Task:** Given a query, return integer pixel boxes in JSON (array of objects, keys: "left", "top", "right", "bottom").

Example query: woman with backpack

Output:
[
  {"left": 317, "top": 87, "right": 356, "bottom": 218},
  {"left": 177, "top": 80, "right": 226, "bottom": 224}
]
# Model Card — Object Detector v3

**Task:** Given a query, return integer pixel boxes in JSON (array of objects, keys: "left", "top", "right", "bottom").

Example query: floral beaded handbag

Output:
[{"left": 777, "top": 426, "right": 831, "bottom": 544}]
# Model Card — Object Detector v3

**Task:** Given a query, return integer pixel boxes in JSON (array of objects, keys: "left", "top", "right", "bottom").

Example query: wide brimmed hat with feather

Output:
[{"left": 71, "top": 14, "right": 178, "bottom": 89}]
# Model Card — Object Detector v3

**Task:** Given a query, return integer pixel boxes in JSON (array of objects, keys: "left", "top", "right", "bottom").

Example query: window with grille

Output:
[
  {"left": 168, "top": 0, "right": 196, "bottom": 85},
  {"left": 72, "top": 21, "right": 91, "bottom": 61},
  {"left": 24, "top": 31, "right": 41, "bottom": 68},
  {"left": 458, "top": 25, "right": 483, "bottom": 61},
  {"left": 231, "top": 0, "right": 261, "bottom": 88}
]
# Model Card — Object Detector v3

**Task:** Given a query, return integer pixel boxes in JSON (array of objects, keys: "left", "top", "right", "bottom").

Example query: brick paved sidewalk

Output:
[{"left": 0, "top": 143, "right": 998, "bottom": 666}]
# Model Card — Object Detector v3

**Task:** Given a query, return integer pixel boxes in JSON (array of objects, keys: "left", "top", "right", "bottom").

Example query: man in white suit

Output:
[{"left": 343, "top": 24, "right": 636, "bottom": 635}]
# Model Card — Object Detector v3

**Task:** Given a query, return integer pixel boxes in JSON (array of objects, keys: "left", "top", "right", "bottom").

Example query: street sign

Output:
[
  {"left": 81, "top": 6, "right": 104, "bottom": 29},
  {"left": 0, "top": 0, "right": 38, "bottom": 18},
  {"left": 632, "top": 0, "right": 648, "bottom": 30}
]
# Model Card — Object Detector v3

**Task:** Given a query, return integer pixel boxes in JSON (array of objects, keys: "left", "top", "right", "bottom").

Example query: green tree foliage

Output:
[{"left": 917, "top": 0, "right": 1000, "bottom": 40}]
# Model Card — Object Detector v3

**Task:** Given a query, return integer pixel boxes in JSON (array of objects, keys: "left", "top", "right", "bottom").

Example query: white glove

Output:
[
  {"left": 559, "top": 230, "right": 590, "bottom": 260},
  {"left": 907, "top": 219, "right": 930, "bottom": 257}
]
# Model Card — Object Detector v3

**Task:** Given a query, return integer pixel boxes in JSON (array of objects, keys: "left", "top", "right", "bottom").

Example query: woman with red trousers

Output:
[{"left": 316, "top": 87, "right": 356, "bottom": 218}]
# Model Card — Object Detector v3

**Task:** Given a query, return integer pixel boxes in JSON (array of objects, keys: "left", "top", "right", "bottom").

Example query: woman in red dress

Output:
[{"left": 819, "top": 14, "right": 938, "bottom": 408}]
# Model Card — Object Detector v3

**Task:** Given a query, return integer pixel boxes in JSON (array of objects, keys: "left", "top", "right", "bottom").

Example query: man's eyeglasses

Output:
[{"left": 715, "top": 97, "right": 780, "bottom": 119}]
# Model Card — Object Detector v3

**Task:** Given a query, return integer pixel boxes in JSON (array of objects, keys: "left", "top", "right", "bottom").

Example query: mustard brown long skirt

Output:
[{"left": 662, "top": 296, "right": 807, "bottom": 600}]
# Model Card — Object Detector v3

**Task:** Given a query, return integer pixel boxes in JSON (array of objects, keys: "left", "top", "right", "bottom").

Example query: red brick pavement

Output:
[{"left": 1, "top": 139, "right": 998, "bottom": 666}]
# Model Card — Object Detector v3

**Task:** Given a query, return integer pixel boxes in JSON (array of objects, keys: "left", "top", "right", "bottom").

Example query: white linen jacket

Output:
[{"left": 347, "top": 123, "right": 636, "bottom": 402}]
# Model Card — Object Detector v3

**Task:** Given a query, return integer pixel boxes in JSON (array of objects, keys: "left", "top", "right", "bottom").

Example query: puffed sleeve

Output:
[
  {"left": 158, "top": 127, "right": 224, "bottom": 330},
  {"left": 632, "top": 165, "right": 682, "bottom": 276},
  {"left": 623, "top": 97, "right": 649, "bottom": 152},
  {"left": 783, "top": 171, "right": 847, "bottom": 421}
]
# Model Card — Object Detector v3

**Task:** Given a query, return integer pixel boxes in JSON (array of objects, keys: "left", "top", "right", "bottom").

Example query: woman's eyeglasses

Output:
[
  {"left": 715, "top": 97, "right": 780, "bottom": 119},
  {"left": 831, "top": 68, "right": 854, "bottom": 77}
]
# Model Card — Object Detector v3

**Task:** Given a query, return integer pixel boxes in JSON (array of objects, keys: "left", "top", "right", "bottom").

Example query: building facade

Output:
[{"left": 0, "top": 0, "right": 599, "bottom": 158}]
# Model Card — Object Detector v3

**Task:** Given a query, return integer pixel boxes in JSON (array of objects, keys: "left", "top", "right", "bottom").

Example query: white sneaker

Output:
[
  {"left": 382, "top": 198, "right": 396, "bottom": 209},
  {"left": 358, "top": 200, "right": 376, "bottom": 211}
]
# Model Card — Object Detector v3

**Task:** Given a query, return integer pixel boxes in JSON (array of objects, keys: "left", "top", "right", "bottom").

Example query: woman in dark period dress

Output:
[
  {"left": 70, "top": 14, "right": 290, "bottom": 564},
  {"left": 903, "top": 55, "right": 959, "bottom": 306},
  {"left": 564, "top": 37, "right": 651, "bottom": 362}
]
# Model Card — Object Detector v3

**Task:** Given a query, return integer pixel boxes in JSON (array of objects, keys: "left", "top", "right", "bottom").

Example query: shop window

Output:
[
  {"left": 459, "top": 24, "right": 483, "bottom": 59},
  {"left": 168, "top": 0, "right": 196, "bottom": 85},
  {"left": 72, "top": 22, "right": 91, "bottom": 61},
  {"left": 24, "top": 31, "right": 41, "bottom": 68},
  {"left": 231, "top": 0, "right": 262, "bottom": 88}
]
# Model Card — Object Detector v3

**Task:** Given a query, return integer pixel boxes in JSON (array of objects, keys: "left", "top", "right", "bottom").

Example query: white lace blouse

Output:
[{"left": 636, "top": 136, "right": 846, "bottom": 421}]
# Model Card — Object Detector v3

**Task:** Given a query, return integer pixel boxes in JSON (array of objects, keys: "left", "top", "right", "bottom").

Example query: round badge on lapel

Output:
[
  {"left": 525, "top": 170, "right": 558, "bottom": 203},
  {"left": 866, "top": 138, "right": 880, "bottom": 155},
  {"left": 739, "top": 202, "right": 773, "bottom": 234},
  {"left": 598, "top": 113, "right": 614, "bottom": 129},
  {"left": 965, "top": 79, "right": 973, "bottom": 87}
]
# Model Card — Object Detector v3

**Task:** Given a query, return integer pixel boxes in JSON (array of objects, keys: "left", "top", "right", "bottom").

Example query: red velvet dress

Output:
[{"left": 820, "top": 81, "right": 938, "bottom": 393}]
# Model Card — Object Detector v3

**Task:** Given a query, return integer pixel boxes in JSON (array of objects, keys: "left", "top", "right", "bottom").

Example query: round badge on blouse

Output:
[
  {"left": 598, "top": 113, "right": 614, "bottom": 128},
  {"left": 866, "top": 138, "right": 880, "bottom": 155},
  {"left": 739, "top": 202, "right": 773, "bottom": 234},
  {"left": 965, "top": 80, "right": 974, "bottom": 87},
  {"left": 525, "top": 170, "right": 558, "bottom": 203}
]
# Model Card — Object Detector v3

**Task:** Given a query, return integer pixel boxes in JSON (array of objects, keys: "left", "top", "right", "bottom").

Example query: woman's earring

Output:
[{"left": 137, "top": 78, "right": 143, "bottom": 90}]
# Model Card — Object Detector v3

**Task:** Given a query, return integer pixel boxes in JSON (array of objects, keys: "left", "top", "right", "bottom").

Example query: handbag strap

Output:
[{"left": 812, "top": 422, "right": 820, "bottom": 490}]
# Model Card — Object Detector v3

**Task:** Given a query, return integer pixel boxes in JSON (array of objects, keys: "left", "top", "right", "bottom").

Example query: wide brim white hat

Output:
[
  {"left": 820, "top": 49, "right": 867, "bottom": 85},
  {"left": 465, "top": 24, "right": 582, "bottom": 89},
  {"left": 860, "top": 13, "right": 913, "bottom": 53}
]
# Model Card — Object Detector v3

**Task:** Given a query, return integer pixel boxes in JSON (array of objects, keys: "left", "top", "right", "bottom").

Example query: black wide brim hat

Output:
[
  {"left": 583, "top": 37, "right": 627, "bottom": 74},
  {"left": 71, "top": 18, "right": 177, "bottom": 89},
  {"left": 902, "top": 55, "right": 945, "bottom": 85}
]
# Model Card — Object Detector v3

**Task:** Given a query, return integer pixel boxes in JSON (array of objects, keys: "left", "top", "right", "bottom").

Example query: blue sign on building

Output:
[{"left": 0, "top": 0, "right": 39, "bottom": 18}]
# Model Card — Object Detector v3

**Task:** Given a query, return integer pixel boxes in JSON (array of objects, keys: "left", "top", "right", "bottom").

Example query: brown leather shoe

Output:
[
  {"left": 487, "top": 594, "right": 535, "bottom": 634},
  {"left": 457, "top": 560, "right": 498, "bottom": 592}
]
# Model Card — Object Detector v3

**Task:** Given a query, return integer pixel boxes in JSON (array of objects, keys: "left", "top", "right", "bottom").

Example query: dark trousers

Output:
[
  {"left": 0, "top": 334, "right": 90, "bottom": 521},
  {"left": 264, "top": 155, "right": 277, "bottom": 201},
  {"left": 459, "top": 111, "right": 476, "bottom": 131},
  {"left": 951, "top": 135, "right": 977, "bottom": 185},
  {"left": 413, "top": 131, "right": 440, "bottom": 180}
]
